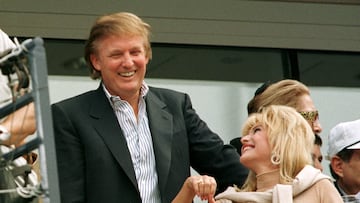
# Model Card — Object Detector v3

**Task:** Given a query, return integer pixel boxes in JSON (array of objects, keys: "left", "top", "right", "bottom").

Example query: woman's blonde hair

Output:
[
  {"left": 84, "top": 12, "right": 152, "bottom": 79},
  {"left": 247, "top": 79, "right": 310, "bottom": 114},
  {"left": 240, "top": 105, "right": 314, "bottom": 191}
]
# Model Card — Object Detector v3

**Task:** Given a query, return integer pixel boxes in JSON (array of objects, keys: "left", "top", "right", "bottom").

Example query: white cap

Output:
[{"left": 327, "top": 119, "right": 360, "bottom": 159}]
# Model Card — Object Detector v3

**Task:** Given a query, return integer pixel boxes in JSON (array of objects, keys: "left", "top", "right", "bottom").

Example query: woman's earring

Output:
[{"left": 271, "top": 152, "right": 281, "bottom": 165}]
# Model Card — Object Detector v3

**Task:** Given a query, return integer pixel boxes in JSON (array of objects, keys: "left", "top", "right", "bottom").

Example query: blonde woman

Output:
[
  {"left": 246, "top": 79, "right": 324, "bottom": 171},
  {"left": 216, "top": 105, "right": 342, "bottom": 203}
]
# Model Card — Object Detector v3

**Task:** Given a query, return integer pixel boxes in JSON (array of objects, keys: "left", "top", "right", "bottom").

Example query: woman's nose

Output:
[{"left": 241, "top": 135, "right": 250, "bottom": 144}]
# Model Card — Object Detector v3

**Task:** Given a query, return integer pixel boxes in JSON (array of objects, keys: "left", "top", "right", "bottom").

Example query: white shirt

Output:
[{"left": 103, "top": 82, "right": 161, "bottom": 203}]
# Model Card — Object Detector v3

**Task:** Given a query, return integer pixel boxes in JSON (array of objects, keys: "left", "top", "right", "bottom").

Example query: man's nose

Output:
[{"left": 313, "top": 119, "right": 322, "bottom": 134}]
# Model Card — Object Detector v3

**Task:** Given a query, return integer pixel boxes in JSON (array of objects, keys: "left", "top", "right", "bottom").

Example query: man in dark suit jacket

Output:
[{"left": 52, "top": 12, "right": 248, "bottom": 203}]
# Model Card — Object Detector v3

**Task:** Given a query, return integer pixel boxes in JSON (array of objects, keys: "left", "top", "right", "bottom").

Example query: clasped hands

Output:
[{"left": 186, "top": 175, "right": 217, "bottom": 203}]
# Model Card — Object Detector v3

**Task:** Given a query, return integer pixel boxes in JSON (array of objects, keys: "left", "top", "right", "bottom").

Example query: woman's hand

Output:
[
  {"left": 172, "top": 175, "right": 217, "bottom": 203},
  {"left": 186, "top": 175, "right": 217, "bottom": 202}
]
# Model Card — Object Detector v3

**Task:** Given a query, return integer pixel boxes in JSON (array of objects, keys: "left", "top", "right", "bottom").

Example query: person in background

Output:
[
  {"left": 51, "top": 12, "right": 248, "bottom": 203},
  {"left": 232, "top": 79, "right": 324, "bottom": 171},
  {"left": 313, "top": 134, "right": 323, "bottom": 171},
  {"left": 0, "top": 29, "right": 36, "bottom": 152},
  {"left": 327, "top": 119, "right": 360, "bottom": 198},
  {"left": 0, "top": 28, "right": 39, "bottom": 203},
  {"left": 215, "top": 105, "right": 342, "bottom": 202},
  {"left": 247, "top": 79, "right": 322, "bottom": 134}
]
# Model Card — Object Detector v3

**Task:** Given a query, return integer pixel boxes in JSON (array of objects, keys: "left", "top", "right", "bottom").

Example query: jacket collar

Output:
[{"left": 89, "top": 85, "right": 173, "bottom": 195}]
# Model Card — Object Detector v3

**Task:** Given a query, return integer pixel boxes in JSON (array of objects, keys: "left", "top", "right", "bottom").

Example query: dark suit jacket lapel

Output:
[
  {"left": 88, "top": 86, "right": 138, "bottom": 190},
  {"left": 145, "top": 91, "right": 173, "bottom": 194}
]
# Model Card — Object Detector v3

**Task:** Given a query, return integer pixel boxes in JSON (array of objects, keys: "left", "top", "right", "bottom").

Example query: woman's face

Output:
[{"left": 240, "top": 124, "right": 277, "bottom": 174}]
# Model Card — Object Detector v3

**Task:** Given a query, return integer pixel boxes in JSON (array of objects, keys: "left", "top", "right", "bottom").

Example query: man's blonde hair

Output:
[{"left": 84, "top": 12, "right": 152, "bottom": 79}]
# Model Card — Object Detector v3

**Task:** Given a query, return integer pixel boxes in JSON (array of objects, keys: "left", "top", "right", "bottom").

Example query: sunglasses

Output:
[{"left": 299, "top": 110, "right": 319, "bottom": 122}]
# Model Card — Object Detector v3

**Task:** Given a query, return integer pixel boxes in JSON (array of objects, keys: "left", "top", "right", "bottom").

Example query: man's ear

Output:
[
  {"left": 331, "top": 156, "right": 344, "bottom": 178},
  {"left": 90, "top": 54, "right": 101, "bottom": 71}
]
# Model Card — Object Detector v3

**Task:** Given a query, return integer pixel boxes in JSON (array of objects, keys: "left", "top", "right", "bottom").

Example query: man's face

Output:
[
  {"left": 337, "top": 149, "right": 360, "bottom": 195},
  {"left": 90, "top": 34, "right": 149, "bottom": 99}
]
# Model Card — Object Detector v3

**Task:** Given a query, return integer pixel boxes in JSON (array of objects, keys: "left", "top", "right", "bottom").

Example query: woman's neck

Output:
[{"left": 255, "top": 169, "right": 280, "bottom": 192}]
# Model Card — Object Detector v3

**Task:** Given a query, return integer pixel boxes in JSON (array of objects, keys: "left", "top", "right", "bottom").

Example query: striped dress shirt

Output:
[{"left": 104, "top": 83, "right": 161, "bottom": 203}]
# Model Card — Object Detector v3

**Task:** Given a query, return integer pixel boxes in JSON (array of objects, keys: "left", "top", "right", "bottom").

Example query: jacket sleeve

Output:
[
  {"left": 182, "top": 93, "right": 248, "bottom": 193},
  {"left": 52, "top": 103, "right": 86, "bottom": 203}
]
